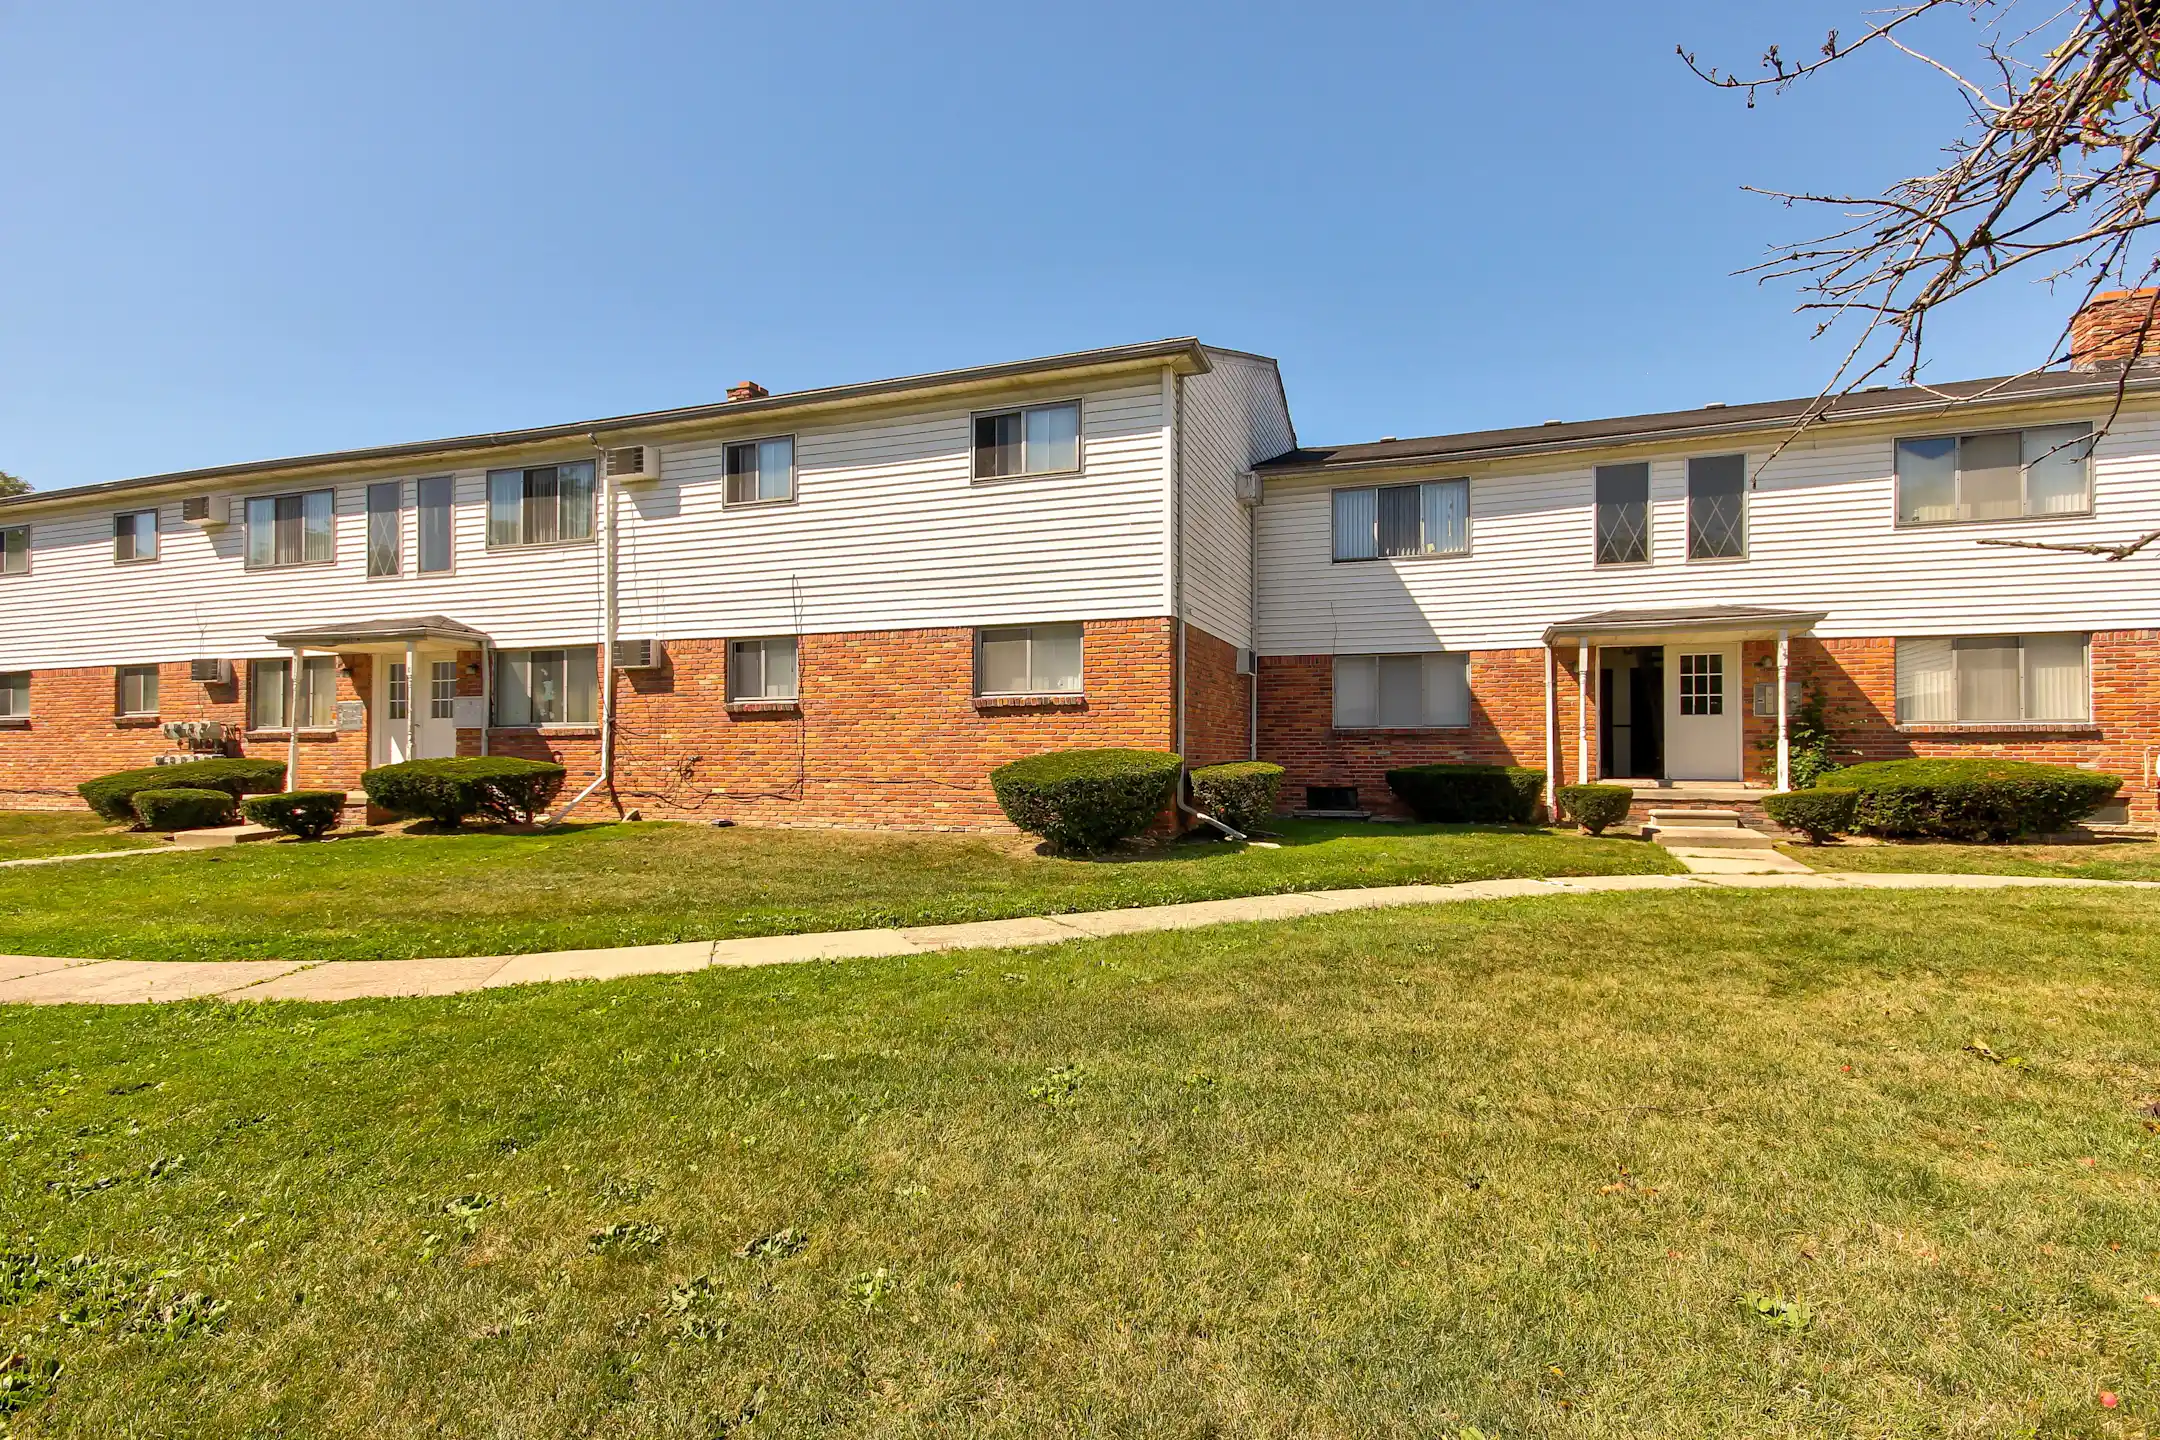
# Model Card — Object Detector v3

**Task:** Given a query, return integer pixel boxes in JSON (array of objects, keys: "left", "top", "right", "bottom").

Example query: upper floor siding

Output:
[
  {"left": 1256, "top": 397, "right": 2160, "bottom": 654},
  {"left": 1176, "top": 349, "right": 1296, "bottom": 649}
]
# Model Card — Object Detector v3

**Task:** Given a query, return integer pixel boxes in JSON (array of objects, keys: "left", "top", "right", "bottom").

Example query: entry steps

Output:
[{"left": 1640, "top": 808, "right": 1778, "bottom": 851}]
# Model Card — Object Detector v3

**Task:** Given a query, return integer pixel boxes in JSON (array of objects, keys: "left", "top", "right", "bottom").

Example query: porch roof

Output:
[
  {"left": 1541, "top": 604, "right": 1827, "bottom": 646},
  {"left": 265, "top": 615, "right": 490, "bottom": 651}
]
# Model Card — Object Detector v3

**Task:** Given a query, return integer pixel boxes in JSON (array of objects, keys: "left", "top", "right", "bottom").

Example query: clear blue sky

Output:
[{"left": 0, "top": 1, "right": 2073, "bottom": 489}]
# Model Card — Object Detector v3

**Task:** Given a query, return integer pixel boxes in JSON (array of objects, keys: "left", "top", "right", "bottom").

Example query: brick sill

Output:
[
  {"left": 973, "top": 694, "right": 1087, "bottom": 711},
  {"left": 726, "top": 700, "right": 801, "bottom": 716},
  {"left": 0, "top": 717, "right": 26, "bottom": 730},
  {"left": 1330, "top": 727, "right": 1474, "bottom": 738},
  {"left": 114, "top": 716, "right": 161, "bottom": 729},
  {"left": 1896, "top": 722, "right": 2102, "bottom": 736}
]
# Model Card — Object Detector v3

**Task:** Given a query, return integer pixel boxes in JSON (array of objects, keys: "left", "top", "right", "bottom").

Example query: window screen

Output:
[{"left": 1331, "top": 652, "right": 1470, "bottom": 728}]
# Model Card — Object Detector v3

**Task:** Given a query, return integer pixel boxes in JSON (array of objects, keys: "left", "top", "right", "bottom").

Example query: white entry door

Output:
[
  {"left": 375, "top": 657, "right": 459, "bottom": 765},
  {"left": 1663, "top": 644, "right": 1740, "bottom": 781}
]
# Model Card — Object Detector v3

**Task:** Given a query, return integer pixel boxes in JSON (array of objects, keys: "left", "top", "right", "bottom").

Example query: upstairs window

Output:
[
  {"left": 1896, "top": 634, "right": 2090, "bottom": 724},
  {"left": 116, "top": 665, "right": 159, "bottom": 716},
  {"left": 725, "top": 436, "right": 796, "bottom": 505},
  {"left": 1895, "top": 423, "right": 2093, "bottom": 525},
  {"left": 1594, "top": 463, "right": 1650, "bottom": 565},
  {"left": 417, "top": 476, "right": 454, "bottom": 574},
  {"left": 245, "top": 490, "right": 335, "bottom": 569},
  {"left": 495, "top": 647, "right": 599, "bottom": 726},
  {"left": 249, "top": 656, "right": 338, "bottom": 730},
  {"left": 1332, "top": 652, "right": 1470, "bottom": 729},
  {"left": 0, "top": 526, "right": 27, "bottom": 575},
  {"left": 0, "top": 672, "right": 26, "bottom": 718},
  {"left": 488, "top": 462, "right": 594, "bottom": 547},
  {"left": 973, "top": 401, "right": 1080, "bottom": 480},
  {"left": 1331, "top": 480, "right": 1469, "bottom": 561},
  {"left": 114, "top": 509, "right": 159, "bottom": 563},
  {"left": 366, "top": 482, "right": 402, "bottom": 578},
  {"left": 1687, "top": 454, "right": 1746, "bottom": 559},
  {"left": 976, "top": 624, "right": 1083, "bottom": 695},
  {"left": 727, "top": 637, "right": 800, "bottom": 700}
]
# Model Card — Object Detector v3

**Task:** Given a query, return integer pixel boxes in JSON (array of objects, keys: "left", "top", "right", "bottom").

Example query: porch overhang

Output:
[
  {"left": 265, "top": 615, "right": 490, "bottom": 655},
  {"left": 1541, "top": 604, "right": 1826, "bottom": 648}
]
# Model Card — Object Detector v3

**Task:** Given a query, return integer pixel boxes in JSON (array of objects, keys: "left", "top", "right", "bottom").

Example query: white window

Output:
[
  {"left": 725, "top": 436, "right": 796, "bottom": 505},
  {"left": 973, "top": 401, "right": 1081, "bottom": 480},
  {"left": 1594, "top": 463, "right": 1649, "bottom": 565},
  {"left": 417, "top": 476, "right": 454, "bottom": 574},
  {"left": 116, "top": 665, "right": 159, "bottom": 716},
  {"left": 1331, "top": 479, "right": 1469, "bottom": 561},
  {"left": 1895, "top": 424, "right": 2093, "bottom": 525},
  {"left": 487, "top": 462, "right": 595, "bottom": 547},
  {"left": 1332, "top": 652, "right": 1470, "bottom": 728},
  {"left": 728, "top": 637, "right": 800, "bottom": 700},
  {"left": 495, "top": 647, "right": 599, "bottom": 726},
  {"left": 249, "top": 656, "right": 338, "bottom": 730},
  {"left": 245, "top": 490, "right": 336, "bottom": 569},
  {"left": 114, "top": 509, "right": 159, "bottom": 563},
  {"left": 0, "top": 672, "right": 26, "bottom": 718},
  {"left": 387, "top": 662, "right": 409, "bottom": 722},
  {"left": 976, "top": 624, "right": 1083, "bottom": 695},
  {"left": 1895, "top": 634, "right": 2090, "bottom": 723},
  {"left": 429, "top": 661, "right": 457, "bottom": 720},
  {"left": 1687, "top": 454, "right": 1746, "bottom": 559},
  {"left": 0, "top": 526, "right": 27, "bottom": 575},
  {"left": 366, "top": 482, "right": 402, "bottom": 578}
]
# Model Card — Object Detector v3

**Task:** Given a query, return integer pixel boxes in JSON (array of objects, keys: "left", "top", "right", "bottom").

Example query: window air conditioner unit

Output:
[
  {"left": 180, "top": 494, "right": 232, "bottom": 528},
  {"left": 616, "top": 638, "right": 664, "bottom": 670},
  {"left": 603, "top": 444, "right": 662, "bottom": 485},
  {"left": 189, "top": 658, "right": 232, "bottom": 684}
]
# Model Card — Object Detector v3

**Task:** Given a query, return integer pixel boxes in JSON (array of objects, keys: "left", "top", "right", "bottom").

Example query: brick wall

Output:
[{"left": 1181, "top": 623, "right": 1251, "bottom": 766}]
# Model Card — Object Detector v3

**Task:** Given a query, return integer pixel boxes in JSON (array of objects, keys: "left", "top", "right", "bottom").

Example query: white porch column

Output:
[
  {"left": 285, "top": 647, "right": 303, "bottom": 790},
  {"left": 1576, "top": 639, "right": 1591, "bottom": 785},
  {"left": 1542, "top": 643, "right": 1559, "bottom": 821},
  {"left": 404, "top": 639, "right": 419, "bottom": 760},
  {"left": 1775, "top": 629, "right": 1792, "bottom": 792}
]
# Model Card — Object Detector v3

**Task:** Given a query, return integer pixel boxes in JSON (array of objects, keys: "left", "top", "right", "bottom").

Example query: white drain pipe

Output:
[{"left": 544, "top": 438, "right": 620, "bottom": 827}]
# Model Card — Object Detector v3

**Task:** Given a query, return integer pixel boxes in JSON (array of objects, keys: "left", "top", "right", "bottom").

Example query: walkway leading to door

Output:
[{"left": 0, "top": 869, "right": 2151, "bottom": 1007}]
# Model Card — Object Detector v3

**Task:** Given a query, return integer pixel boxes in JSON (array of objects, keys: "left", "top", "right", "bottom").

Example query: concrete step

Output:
[
  {"left": 1650, "top": 825, "right": 1778, "bottom": 851},
  {"left": 170, "top": 824, "right": 280, "bottom": 849},
  {"left": 1645, "top": 808, "right": 1742, "bottom": 827}
]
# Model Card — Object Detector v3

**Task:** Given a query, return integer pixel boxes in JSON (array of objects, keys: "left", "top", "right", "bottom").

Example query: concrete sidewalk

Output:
[{"left": 0, "top": 869, "right": 2151, "bottom": 1007}]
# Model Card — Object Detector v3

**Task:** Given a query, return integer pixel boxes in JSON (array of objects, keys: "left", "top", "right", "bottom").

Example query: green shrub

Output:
[
  {"left": 1556, "top": 783, "right": 1633, "bottom": 836},
  {"left": 989, "top": 748, "right": 1183, "bottom": 855},
  {"left": 1384, "top": 764, "right": 1546, "bottom": 824},
  {"left": 1189, "top": 761, "right": 1285, "bottom": 833},
  {"left": 360, "top": 758, "right": 567, "bottom": 827},
  {"left": 1762, "top": 787, "right": 1859, "bottom": 844},
  {"left": 130, "top": 787, "right": 236, "bottom": 831},
  {"left": 1833, "top": 759, "right": 2121, "bottom": 841},
  {"left": 79, "top": 757, "right": 287, "bottom": 823},
  {"left": 240, "top": 790, "right": 347, "bottom": 840}
]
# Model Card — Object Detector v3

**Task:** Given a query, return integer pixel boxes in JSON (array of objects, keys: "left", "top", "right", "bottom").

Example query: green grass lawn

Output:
[
  {"left": 1786, "top": 837, "right": 2160, "bottom": 882},
  {"left": 0, "top": 817, "right": 1676, "bottom": 963},
  {"left": 3, "top": 889, "right": 2157, "bottom": 1436},
  {"left": 0, "top": 811, "right": 157, "bottom": 864}
]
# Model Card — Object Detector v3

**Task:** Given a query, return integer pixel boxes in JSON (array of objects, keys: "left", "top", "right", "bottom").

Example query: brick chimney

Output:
[
  {"left": 726, "top": 380, "right": 770, "bottom": 402},
  {"left": 2069, "top": 288, "right": 2160, "bottom": 369}
]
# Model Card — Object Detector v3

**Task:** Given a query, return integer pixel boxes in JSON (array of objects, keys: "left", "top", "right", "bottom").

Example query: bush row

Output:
[
  {"left": 1384, "top": 764, "right": 1546, "bottom": 824},
  {"left": 80, "top": 757, "right": 286, "bottom": 823},
  {"left": 1767, "top": 758, "right": 2120, "bottom": 843}
]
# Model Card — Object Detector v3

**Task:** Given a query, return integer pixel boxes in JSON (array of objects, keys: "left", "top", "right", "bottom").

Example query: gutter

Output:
[{"left": 544, "top": 437, "right": 620, "bottom": 826}]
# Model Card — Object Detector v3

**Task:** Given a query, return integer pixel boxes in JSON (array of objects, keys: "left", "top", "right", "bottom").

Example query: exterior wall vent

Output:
[{"left": 1235, "top": 648, "right": 1255, "bottom": 676}]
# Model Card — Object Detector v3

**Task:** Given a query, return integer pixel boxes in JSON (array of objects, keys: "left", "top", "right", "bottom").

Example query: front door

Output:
[
  {"left": 1662, "top": 644, "right": 1740, "bottom": 781},
  {"left": 374, "top": 657, "right": 458, "bottom": 766}
]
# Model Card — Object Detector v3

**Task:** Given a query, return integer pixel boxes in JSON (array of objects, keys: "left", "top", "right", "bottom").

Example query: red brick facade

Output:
[{"left": 1181, "top": 623, "right": 1252, "bottom": 767}]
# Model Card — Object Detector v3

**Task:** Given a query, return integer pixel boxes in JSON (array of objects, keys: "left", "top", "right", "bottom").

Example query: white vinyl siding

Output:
[
  {"left": 366, "top": 482, "right": 402, "bottom": 577},
  {"left": 113, "top": 509, "right": 158, "bottom": 564},
  {"left": 0, "top": 526, "right": 27, "bottom": 576},
  {"left": 1332, "top": 652, "right": 1469, "bottom": 729},
  {"left": 116, "top": 665, "right": 158, "bottom": 716},
  {"left": 1895, "top": 424, "right": 2093, "bottom": 524},
  {"left": 246, "top": 491, "right": 335, "bottom": 569},
  {"left": 1178, "top": 351, "right": 1296, "bottom": 649},
  {"left": 249, "top": 656, "right": 337, "bottom": 731},
  {"left": 0, "top": 672, "right": 26, "bottom": 717},
  {"left": 725, "top": 437, "right": 795, "bottom": 505},
  {"left": 1894, "top": 634, "right": 2090, "bottom": 723},
  {"left": 727, "top": 637, "right": 799, "bottom": 700},
  {"left": 973, "top": 401, "right": 1081, "bottom": 480},
  {"left": 495, "top": 647, "right": 599, "bottom": 726},
  {"left": 977, "top": 624, "right": 1082, "bottom": 695},
  {"left": 488, "top": 462, "right": 595, "bottom": 547},
  {"left": 1332, "top": 480, "right": 1468, "bottom": 562}
]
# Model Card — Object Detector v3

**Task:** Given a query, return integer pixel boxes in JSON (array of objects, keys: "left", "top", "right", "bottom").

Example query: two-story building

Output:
[{"left": 0, "top": 292, "right": 2153, "bottom": 828}]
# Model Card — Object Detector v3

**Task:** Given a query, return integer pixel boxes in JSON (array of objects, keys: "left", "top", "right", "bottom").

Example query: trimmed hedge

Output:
[
  {"left": 989, "top": 748, "right": 1184, "bottom": 855},
  {"left": 360, "top": 757, "right": 567, "bottom": 828},
  {"left": 80, "top": 757, "right": 287, "bottom": 824},
  {"left": 1189, "top": 761, "right": 1284, "bottom": 834},
  {"left": 1832, "top": 758, "right": 2121, "bottom": 841},
  {"left": 130, "top": 787, "right": 236, "bottom": 831},
  {"left": 1763, "top": 787, "right": 1858, "bottom": 844},
  {"left": 1385, "top": 764, "right": 1547, "bottom": 824},
  {"left": 1556, "top": 783, "right": 1632, "bottom": 836},
  {"left": 240, "top": 790, "right": 348, "bottom": 840}
]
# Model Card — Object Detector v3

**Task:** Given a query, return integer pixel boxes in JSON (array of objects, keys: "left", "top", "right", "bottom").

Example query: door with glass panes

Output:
[
  {"left": 374, "top": 656, "right": 459, "bottom": 765},
  {"left": 1662, "top": 644, "right": 1740, "bottom": 781}
]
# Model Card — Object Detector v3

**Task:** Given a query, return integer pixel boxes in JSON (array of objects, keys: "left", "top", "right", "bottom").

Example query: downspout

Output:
[
  {"left": 544, "top": 437, "right": 619, "bottom": 826},
  {"left": 1245, "top": 470, "right": 1260, "bottom": 762},
  {"left": 1542, "top": 642, "right": 1559, "bottom": 823},
  {"left": 1161, "top": 365, "right": 1241, "bottom": 840}
]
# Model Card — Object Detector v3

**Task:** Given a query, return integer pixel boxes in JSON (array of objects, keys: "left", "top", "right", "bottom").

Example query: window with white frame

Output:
[
  {"left": 976, "top": 624, "right": 1083, "bottom": 695},
  {"left": 0, "top": 672, "right": 25, "bottom": 718},
  {"left": 973, "top": 401, "right": 1080, "bottom": 480},
  {"left": 0, "top": 526, "right": 27, "bottom": 575},
  {"left": 487, "top": 462, "right": 595, "bottom": 547},
  {"left": 387, "top": 662, "right": 409, "bottom": 722},
  {"left": 417, "top": 476, "right": 454, "bottom": 574},
  {"left": 727, "top": 637, "right": 799, "bottom": 700},
  {"left": 1895, "top": 634, "right": 2091, "bottom": 724},
  {"left": 113, "top": 509, "right": 158, "bottom": 563},
  {"left": 1594, "top": 463, "right": 1650, "bottom": 565},
  {"left": 1332, "top": 652, "right": 1470, "bottom": 728},
  {"left": 1895, "top": 424, "right": 2093, "bottom": 525},
  {"left": 429, "top": 661, "right": 457, "bottom": 720},
  {"left": 249, "top": 656, "right": 338, "bottom": 730},
  {"left": 116, "top": 665, "right": 159, "bottom": 716},
  {"left": 245, "top": 490, "right": 335, "bottom": 569},
  {"left": 1687, "top": 454, "right": 1746, "bottom": 559},
  {"left": 1331, "top": 479, "right": 1469, "bottom": 561},
  {"left": 366, "top": 482, "right": 402, "bottom": 577},
  {"left": 725, "top": 436, "right": 795, "bottom": 505},
  {"left": 495, "top": 647, "right": 599, "bottom": 726}
]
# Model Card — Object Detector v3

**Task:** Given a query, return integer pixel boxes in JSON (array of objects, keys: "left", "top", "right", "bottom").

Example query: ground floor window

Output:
[
  {"left": 728, "top": 637, "right": 799, "bottom": 700},
  {"left": 1333, "top": 652, "right": 1470, "bottom": 728},
  {"left": 0, "top": 672, "right": 26, "bottom": 718},
  {"left": 495, "top": 647, "right": 599, "bottom": 726},
  {"left": 429, "top": 661, "right": 457, "bottom": 720},
  {"left": 1895, "top": 633, "right": 2090, "bottom": 723},
  {"left": 116, "top": 665, "right": 160, "bottom": 716},
  {"left": 249, "top": 656, "right": 338, "bottom": 730},
  {"left": 976, "top": 624, "right": 1083, "bottom": 695}
]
